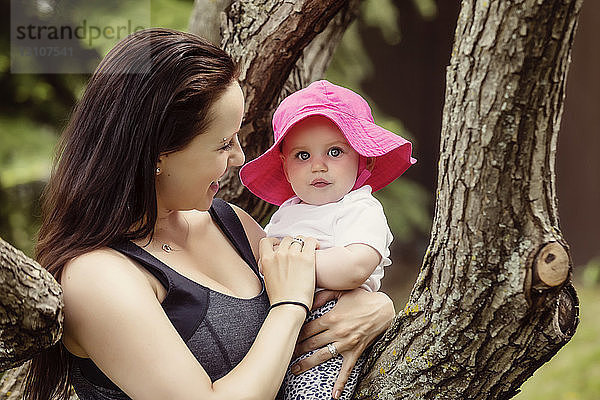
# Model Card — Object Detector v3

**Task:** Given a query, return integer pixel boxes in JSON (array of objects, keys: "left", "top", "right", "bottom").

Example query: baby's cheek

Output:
[{"left": 285, "top": 164, "right": 303, "bottom": 183}]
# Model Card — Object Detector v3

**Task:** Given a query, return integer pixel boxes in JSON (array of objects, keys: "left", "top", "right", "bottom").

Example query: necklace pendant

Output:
[{"left": 162, "top": 243, "right": 173, "bottom": 253}]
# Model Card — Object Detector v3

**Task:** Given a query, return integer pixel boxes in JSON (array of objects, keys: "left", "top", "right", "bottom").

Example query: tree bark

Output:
[
  {"left": 354, "top": 1, "right": 582, "bottom": 398},
  {"left": 188, "top": 0, "right": 234, "bottom": 46},
  {"left": 0, "top": 362, "right": 31, "bottom": 400},
  {"left": 0, "top": 237, "right": 63, "bottom": 370}
]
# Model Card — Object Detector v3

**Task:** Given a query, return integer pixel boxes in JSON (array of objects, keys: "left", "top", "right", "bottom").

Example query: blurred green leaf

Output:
[
  {"left": 0, "top": 116, "right": 56, "bottom": 187},
  {"left": 581, "top": 257, "right": 600, "bottom": 288},
  {"left": 326, "top": 21, "right": 374, "bottom": 90},
  {"left": 361, "top": 0, "right": 401, "bottom": 45},
  {"left": 412, "top": 0, "right": 438, "bottom": 20},
  {"left": 374, "top": 179, "right": 431, "bottom": 243},
  {"left": 151, "top": 0, "right": 195, "bottom": 31},
  {"left": 0, "top": 54, "right": 9, "bottom": 73}
]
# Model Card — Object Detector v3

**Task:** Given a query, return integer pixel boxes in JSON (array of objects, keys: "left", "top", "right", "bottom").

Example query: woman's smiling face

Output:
[
  {"left": 281, "top": 116, "right": 359, "bottom": 205},
  {"left": 155, "top": 82, "right": 245, "bottom": 211}
]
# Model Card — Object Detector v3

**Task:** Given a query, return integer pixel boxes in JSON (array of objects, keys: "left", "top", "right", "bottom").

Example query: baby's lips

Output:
[{"left": 310, "top": 178, "right": 330, "bottom": 185}]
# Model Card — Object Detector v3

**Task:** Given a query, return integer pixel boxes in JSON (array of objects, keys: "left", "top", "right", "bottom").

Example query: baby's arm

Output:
[{"left": 315, "top": 244, "right": 381, "bottom": 290}]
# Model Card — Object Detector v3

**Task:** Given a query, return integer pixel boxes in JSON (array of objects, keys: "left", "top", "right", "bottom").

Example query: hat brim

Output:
[{"left": 239, "top": 109, "right": 416, "bottom": 206}]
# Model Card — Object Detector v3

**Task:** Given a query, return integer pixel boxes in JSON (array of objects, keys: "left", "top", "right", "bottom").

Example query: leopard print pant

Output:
[{"left": 277, "top": 299, "right": 367, "bottom": 400}]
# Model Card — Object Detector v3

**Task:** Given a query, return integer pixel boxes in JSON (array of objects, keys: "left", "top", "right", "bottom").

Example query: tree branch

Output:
[{"left": 0, "top": 237, "right": 63, "bottom": 371}]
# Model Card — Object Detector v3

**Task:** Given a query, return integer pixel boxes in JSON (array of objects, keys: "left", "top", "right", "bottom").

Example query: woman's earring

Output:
[{"left": 156, "top": 167, "right": 161, "bottom": 175}]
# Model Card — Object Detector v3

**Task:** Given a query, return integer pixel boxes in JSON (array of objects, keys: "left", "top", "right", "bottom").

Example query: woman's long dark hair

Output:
[{"left": 23, "top": 28, "right": 239, "bottom": 400}]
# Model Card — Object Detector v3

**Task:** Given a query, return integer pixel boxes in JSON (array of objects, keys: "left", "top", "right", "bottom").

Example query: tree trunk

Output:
[
  {"left": 0, "top": 237, "right": 63, "bottom": 371},
  {"left": 354, "top": 1, "right": 582, "bottom": 398},
  {"left": 0, "top": 362, "right": 31, "bottom": 400}
]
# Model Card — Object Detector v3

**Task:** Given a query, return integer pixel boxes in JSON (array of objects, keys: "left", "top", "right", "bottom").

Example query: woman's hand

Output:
[
  {"left": 259, "top": 235, "right": 317, "bottom": 310},
  {"left": 291, "top": 288, "right": 395, "bottom": 398}
]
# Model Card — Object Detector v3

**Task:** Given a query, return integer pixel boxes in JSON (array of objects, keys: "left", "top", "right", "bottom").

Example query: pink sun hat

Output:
[{"left": 239, "top": 80, "right": 417, "bottom": 206}]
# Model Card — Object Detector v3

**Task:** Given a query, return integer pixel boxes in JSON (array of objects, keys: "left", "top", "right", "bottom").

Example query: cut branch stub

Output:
[
  {"left": 556, "top": 284, "right": 578, "bottom": 337},
  {"left": 532, "top": 242, "right": 570, "bottom": 290}
]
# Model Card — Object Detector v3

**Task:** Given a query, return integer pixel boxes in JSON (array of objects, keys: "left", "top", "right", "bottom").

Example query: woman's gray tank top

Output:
[{"left": 69, "top": 199, "right": 270, "bottom": 399}]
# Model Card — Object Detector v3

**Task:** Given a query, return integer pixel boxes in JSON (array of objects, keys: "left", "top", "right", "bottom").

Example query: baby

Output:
[{"left": 240, "top": 80, "right": 416, "bottom": 400}]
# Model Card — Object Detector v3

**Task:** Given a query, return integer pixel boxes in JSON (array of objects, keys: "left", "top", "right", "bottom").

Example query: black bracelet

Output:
[{"left": 268, "top": 301, "right": 310, "bottom": 319}]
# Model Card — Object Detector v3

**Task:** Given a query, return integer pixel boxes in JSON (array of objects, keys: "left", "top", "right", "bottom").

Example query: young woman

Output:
[{"left": 24, "top": 28, "right": 395, "bottom": 400}]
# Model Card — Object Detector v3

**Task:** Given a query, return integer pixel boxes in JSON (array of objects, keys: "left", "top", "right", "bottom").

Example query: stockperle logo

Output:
[{"left": 10, "top": 1, "right": 150, "bottom": 74}]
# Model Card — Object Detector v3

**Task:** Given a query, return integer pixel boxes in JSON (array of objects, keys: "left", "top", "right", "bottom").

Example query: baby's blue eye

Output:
[
  {"left": 328, "top": 147, "right": 343, "bottom": 157},
  {"left": 296, "top": 151, "right": 310, "bottom": 161}
]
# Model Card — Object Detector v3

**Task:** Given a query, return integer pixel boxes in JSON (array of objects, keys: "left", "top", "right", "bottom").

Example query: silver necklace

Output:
[
  {"left": 162, "top": 243, "right": 175, "bottom": 253},
  {"left": 158, "top": 216, "right": 190, "bottom": 253}
]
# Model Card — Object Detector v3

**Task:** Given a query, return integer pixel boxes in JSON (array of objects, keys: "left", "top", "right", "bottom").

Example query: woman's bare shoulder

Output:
[
  {"left": 228, "top": 203, "right": 266, "bottom": 260},
  {"left": 61, "top": 247, "right": 146, "bottom": 285},
  {"left": 60, "top": 247, "right": 151, "bottom": 296},
  {"left": 60, "top": 247, "right": 160, "bottom": 356}
]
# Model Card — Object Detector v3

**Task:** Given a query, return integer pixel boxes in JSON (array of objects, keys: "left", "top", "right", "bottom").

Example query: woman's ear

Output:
[{"left": 155, "top": 156, "right": 163, "bottom": 176}]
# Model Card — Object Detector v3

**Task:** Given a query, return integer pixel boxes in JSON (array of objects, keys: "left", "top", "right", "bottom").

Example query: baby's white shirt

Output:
[{"left": 264, "top": 185, "right": 393, "bottom": 292}]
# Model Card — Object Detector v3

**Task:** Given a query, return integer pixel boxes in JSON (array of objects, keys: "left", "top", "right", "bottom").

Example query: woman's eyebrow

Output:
[{"left": 217, "top": 130, "right": 240, "bottom": 145}]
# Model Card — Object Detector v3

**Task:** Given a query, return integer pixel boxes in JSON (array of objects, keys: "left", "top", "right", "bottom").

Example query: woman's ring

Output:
[
  {"left": 290, "top": 237, "right": 305, "bottom": 248},
  {"left": 326, "top": 342, "right": 339, "bottom": 358}
]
